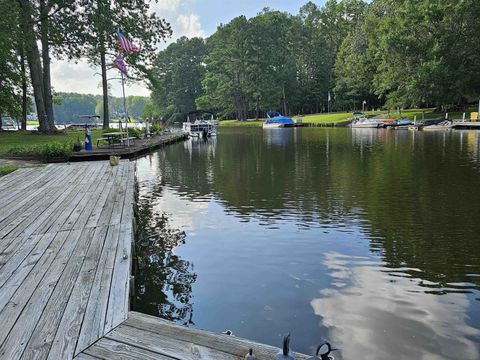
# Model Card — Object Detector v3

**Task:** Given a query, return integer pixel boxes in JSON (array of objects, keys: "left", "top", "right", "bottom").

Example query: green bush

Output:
[
  {"left": 40, "top": 142, "right": 72, "bottom": 162},
  {"left": 151, "top": 123, "right": 162, "bottom": 134},
  {"left": 6, "top": 142, "right": 72, "bottom": 162},
  {"left": 127, "top": 127, "right": 144, "bottom": 139}
]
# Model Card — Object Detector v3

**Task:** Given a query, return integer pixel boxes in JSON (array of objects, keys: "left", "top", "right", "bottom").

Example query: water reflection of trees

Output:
[
  {"left": 154, "top": 128, "right": 480, "bottom": 294},
  {"left": 134, "top": 183, "right": 197, "bottom": 325}
]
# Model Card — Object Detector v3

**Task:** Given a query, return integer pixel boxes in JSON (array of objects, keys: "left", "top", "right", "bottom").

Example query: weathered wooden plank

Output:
[
  {"left": 0, "top": 167, "right": 37, "bottom": 191},
  {"left": 75, "top": 224, "right": 121, "bottom": 353},
  {"left": 5, "top": 183, "right": 85, "bottom": 239},
  {"left": 125, "top": 312, "right": 310, "bottom": 360},
  {"left": 120, "top": 163, "right": 135, "bottom": 225},
  {"left": 0, "top": 234, "right": 38, "bottom": 283},
  {"left": 0, "top": 164, "right": 79, "bottom": 235},
  {"left": 83, "top": 338, "right": 175, "bottom": 360},
  {"left": 0, "top": 232, "right": 58, "bottom": 322},
  {"left": 84, "top": 166, "right": 121, "bottom": 228},
  {"left": 104, "top": 222, "right": 132, "bottom": 333},
  {"left": 106, "top": 324, "right": 240, "bottom": 360},
  {"left": 0, "top": 229, "right": 83, "bottom": 359},
  {"left": 0, "top": 234, "right": 17, "bottom": 258},
  {"left": 0, "top": 164, "right": 70, "bottom": 223},
  {"left": 74, "top": 353, "right": 101, "bottom": 360},
  {"left": 97, "top": 163, "right": 127, "bottom": 227},
  {"left": 71, "top": 167, "right": 115, "bottom": 230},
  {"left": 47, "top": 226, "right": 109, "bottom": 360},
  {"left": 20, "top": 229, "right": 91, "bottom": 360},
  {"left": 0, "top": 233, "right": 67, "bottom": 348},
  {"left": 61, "top": 164, "right": 110, "bottom": 231}
]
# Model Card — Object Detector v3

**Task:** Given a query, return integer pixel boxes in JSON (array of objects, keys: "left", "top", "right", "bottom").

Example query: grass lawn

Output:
[
  {"left": 219, "top": 120, "right": 264, "bottom": 127},
  {"left": 0, "top": 165, "right": 18, "bottom": 177},
  {"left": 301, "top": 111, "right": 381, "bottom": 124},
  {"left": 220, "top": 111, "right": 381, "bottom": 127},
  {"left": 0, "top": 129, "right": 105, "bottom": 157},
  {"left": 220, "top": 107, "right": 478, "bottom": 127}
]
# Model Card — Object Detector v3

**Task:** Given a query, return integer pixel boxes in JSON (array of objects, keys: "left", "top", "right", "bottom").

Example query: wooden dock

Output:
[
  {"left": 0, "top": 162, "right": 310, "bottom": 360},
  {"left": 70, "top": 133, "right": 187, "bottom": 162}
]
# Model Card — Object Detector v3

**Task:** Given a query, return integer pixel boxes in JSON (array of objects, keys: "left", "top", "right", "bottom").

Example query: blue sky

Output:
[
  {"left": 190, "top": 0, "right": 323, "bottom": 35},
  {"left": 52, "top": 0, "right": 326, "bottom": 97}
]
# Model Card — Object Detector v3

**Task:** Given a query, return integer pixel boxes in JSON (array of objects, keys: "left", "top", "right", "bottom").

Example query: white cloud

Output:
[
  {"left": 310, "top": 252, "right": 480, "bottom": 360},
  {"left": 50, "top": 0, "right": 206, "bottom": 97},
  {"left": 176, "top": 13, "right": 206, "bottom": 38},
  {"left": 150, "top": 0, "right": 181, "bottom": 13}
]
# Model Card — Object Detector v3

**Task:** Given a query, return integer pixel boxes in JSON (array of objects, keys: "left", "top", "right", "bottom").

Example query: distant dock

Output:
[
  {"left": 0, "top": 162, "right": 309, "bottom": 359},
  {"left": 70, "top": 132, "right": 188, "bottom": 161}
]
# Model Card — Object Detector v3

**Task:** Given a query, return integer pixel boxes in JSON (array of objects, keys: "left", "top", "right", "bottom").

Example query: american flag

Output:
[
  {"left": 113, "top": 53, "right": 128, "bottom": 75},
  {"left": 117, "top": 31, "right": 140, "bottom": 54}
]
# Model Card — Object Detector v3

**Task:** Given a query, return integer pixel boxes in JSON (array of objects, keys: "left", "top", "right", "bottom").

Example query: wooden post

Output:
[{"left": 463, "top": 113, "right": 466, "bottom": 122}]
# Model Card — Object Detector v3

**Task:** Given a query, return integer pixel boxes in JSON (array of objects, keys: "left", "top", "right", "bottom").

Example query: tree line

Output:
[
  {"left": 0, "top": 0, "right": 171, "bottom": 132},
  {"left": 52, "top": 92, "right": 149, "bottom": 123},
  {"left": 149, "top": 0, "right": 480, "bottom": 121}
]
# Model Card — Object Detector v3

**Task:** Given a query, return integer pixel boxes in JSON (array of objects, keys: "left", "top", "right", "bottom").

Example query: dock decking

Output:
[
  {"left": 0, "top": 162, "right": 134, "bottom": 359},
  {"left": 0, "top": 162, "right": 310, "bottom": 360},
  {"left": 70, "top": 133, "right": 187, "bottom": 161}
]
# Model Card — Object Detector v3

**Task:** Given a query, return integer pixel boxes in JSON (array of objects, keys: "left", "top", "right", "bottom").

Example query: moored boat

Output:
[
  {"left": 423, "top": 120, "right": 454, "bottom": 131},
  {"left": 182, "top": 111, "right": 218, "bottom": 137},
  {"left": 263, "top": 111, "right": 295, "bottom": 128},
  {"left": 350, "top": 112, "right": 383, "bottom": 128}
]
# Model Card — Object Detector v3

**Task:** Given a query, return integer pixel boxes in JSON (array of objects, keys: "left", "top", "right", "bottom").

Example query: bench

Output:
[
  {"left": 96, "top": 137, "right": 110, "bottom": 147},
  {"left": 120, "top": 137, "right": 136, "bottom": 146}
]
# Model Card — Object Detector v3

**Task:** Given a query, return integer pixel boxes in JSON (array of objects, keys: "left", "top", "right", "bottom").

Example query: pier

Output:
[
  {"left": 0, "top": 162, "right": 309, "bottom": 359},
  {"left": 70, "top": 133, "right": 188, "bottom": 161}
]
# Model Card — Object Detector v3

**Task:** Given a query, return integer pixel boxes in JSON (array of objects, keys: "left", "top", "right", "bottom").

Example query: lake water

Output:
[{"left": 134, "top": 127, "right": 480, "bottom": 359}]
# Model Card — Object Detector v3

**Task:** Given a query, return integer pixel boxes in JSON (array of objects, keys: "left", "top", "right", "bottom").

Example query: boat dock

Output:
[
  {"left": 70, "top": 133, "right": 188, "bottom": 161},
  {"left": 0, "top": 162, "right": 309, "bottom": 359}
]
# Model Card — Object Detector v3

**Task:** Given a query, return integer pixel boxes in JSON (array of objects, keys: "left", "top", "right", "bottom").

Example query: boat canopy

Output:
[{"left": 265, "top": 111, "right": 294, "bottom": 125}]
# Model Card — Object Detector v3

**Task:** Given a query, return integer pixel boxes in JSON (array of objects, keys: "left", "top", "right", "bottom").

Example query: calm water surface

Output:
[{"left": 133, "top": 128, "right": 480, "bottom": 359}]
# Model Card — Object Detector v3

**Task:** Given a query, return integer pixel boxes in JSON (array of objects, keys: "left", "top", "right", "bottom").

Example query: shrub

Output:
[
  {"left": 127, "top": 127, "right": 143, "bottom": 139},
  {"left": 6, "top": 142, "right": 72, "bottom": 162},
  {"left": 40, "top": 142, "right": 72, "bottom": 162},
  {"left": 151, "top": 123, "right": 162, "bottom": 134}
]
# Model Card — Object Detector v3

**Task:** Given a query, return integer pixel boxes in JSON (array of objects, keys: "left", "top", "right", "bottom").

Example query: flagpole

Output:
[{"left": 121, "top": 71, "right": 130, "bottom": 147}]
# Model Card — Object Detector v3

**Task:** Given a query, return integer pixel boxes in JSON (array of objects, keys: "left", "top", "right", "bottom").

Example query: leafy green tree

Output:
[
  {"left": 149, "top": 37, "right": 207, "bottom": 119},
  {"left": 368, "top": 0, "right": 480, "bottom": 108},
  {"left": 198, "top": 16, "right": 251, "bottom": 120},
  {"left": 79, "top": 0, "right": 172, "bottom": 128}
]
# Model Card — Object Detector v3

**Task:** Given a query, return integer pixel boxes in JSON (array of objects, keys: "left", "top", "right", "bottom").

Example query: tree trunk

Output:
[
  {"left": 21, "top": 44, "right": 28, "bottom": 131},
  {"left": 100, "top": 46, "right": 110, "bottom": 129},
  {"left": 282, "top": 83, "right": 288, "bottom": 116},
  {"left": 20, "top": 0, "right": 48, "bottom": 132},
  {"left": 40, "top": 0, "right": 55, "bottom": 131}
]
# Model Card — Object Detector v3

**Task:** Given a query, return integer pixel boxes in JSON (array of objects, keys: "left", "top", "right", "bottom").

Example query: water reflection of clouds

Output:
[{"left": 311, "top": 252, "right": 480, "bottom": 360}]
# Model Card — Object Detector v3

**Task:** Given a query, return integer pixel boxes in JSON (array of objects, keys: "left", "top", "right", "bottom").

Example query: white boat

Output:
[
  {"left": 263, "top": 111, "right": 295, "bottom": 129},
  {"left": 422, "top": 120, "right": 454, "bottom": 131},
  {"left": 182, "top": 111, "right": 218, "bottom": 137},
  {"left": 350, "top": 112, "right": 382, "bottom": 128},
  {"left": 352, "top": 118, "right": 382, "bottom": 128}
]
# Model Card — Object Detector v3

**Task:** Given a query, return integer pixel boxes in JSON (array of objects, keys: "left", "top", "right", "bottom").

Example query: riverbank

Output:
[
  {"left": 218, "top": 108, "right": 478, "bottom": 127},
  {"left": 0, "top": 129, "right": 182, "bottom": 163}
]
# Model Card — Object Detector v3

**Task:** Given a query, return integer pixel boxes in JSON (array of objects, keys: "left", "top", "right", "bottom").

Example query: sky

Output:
[{"left": 51, "top": 0, "right": 325, "bottom": 98}]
